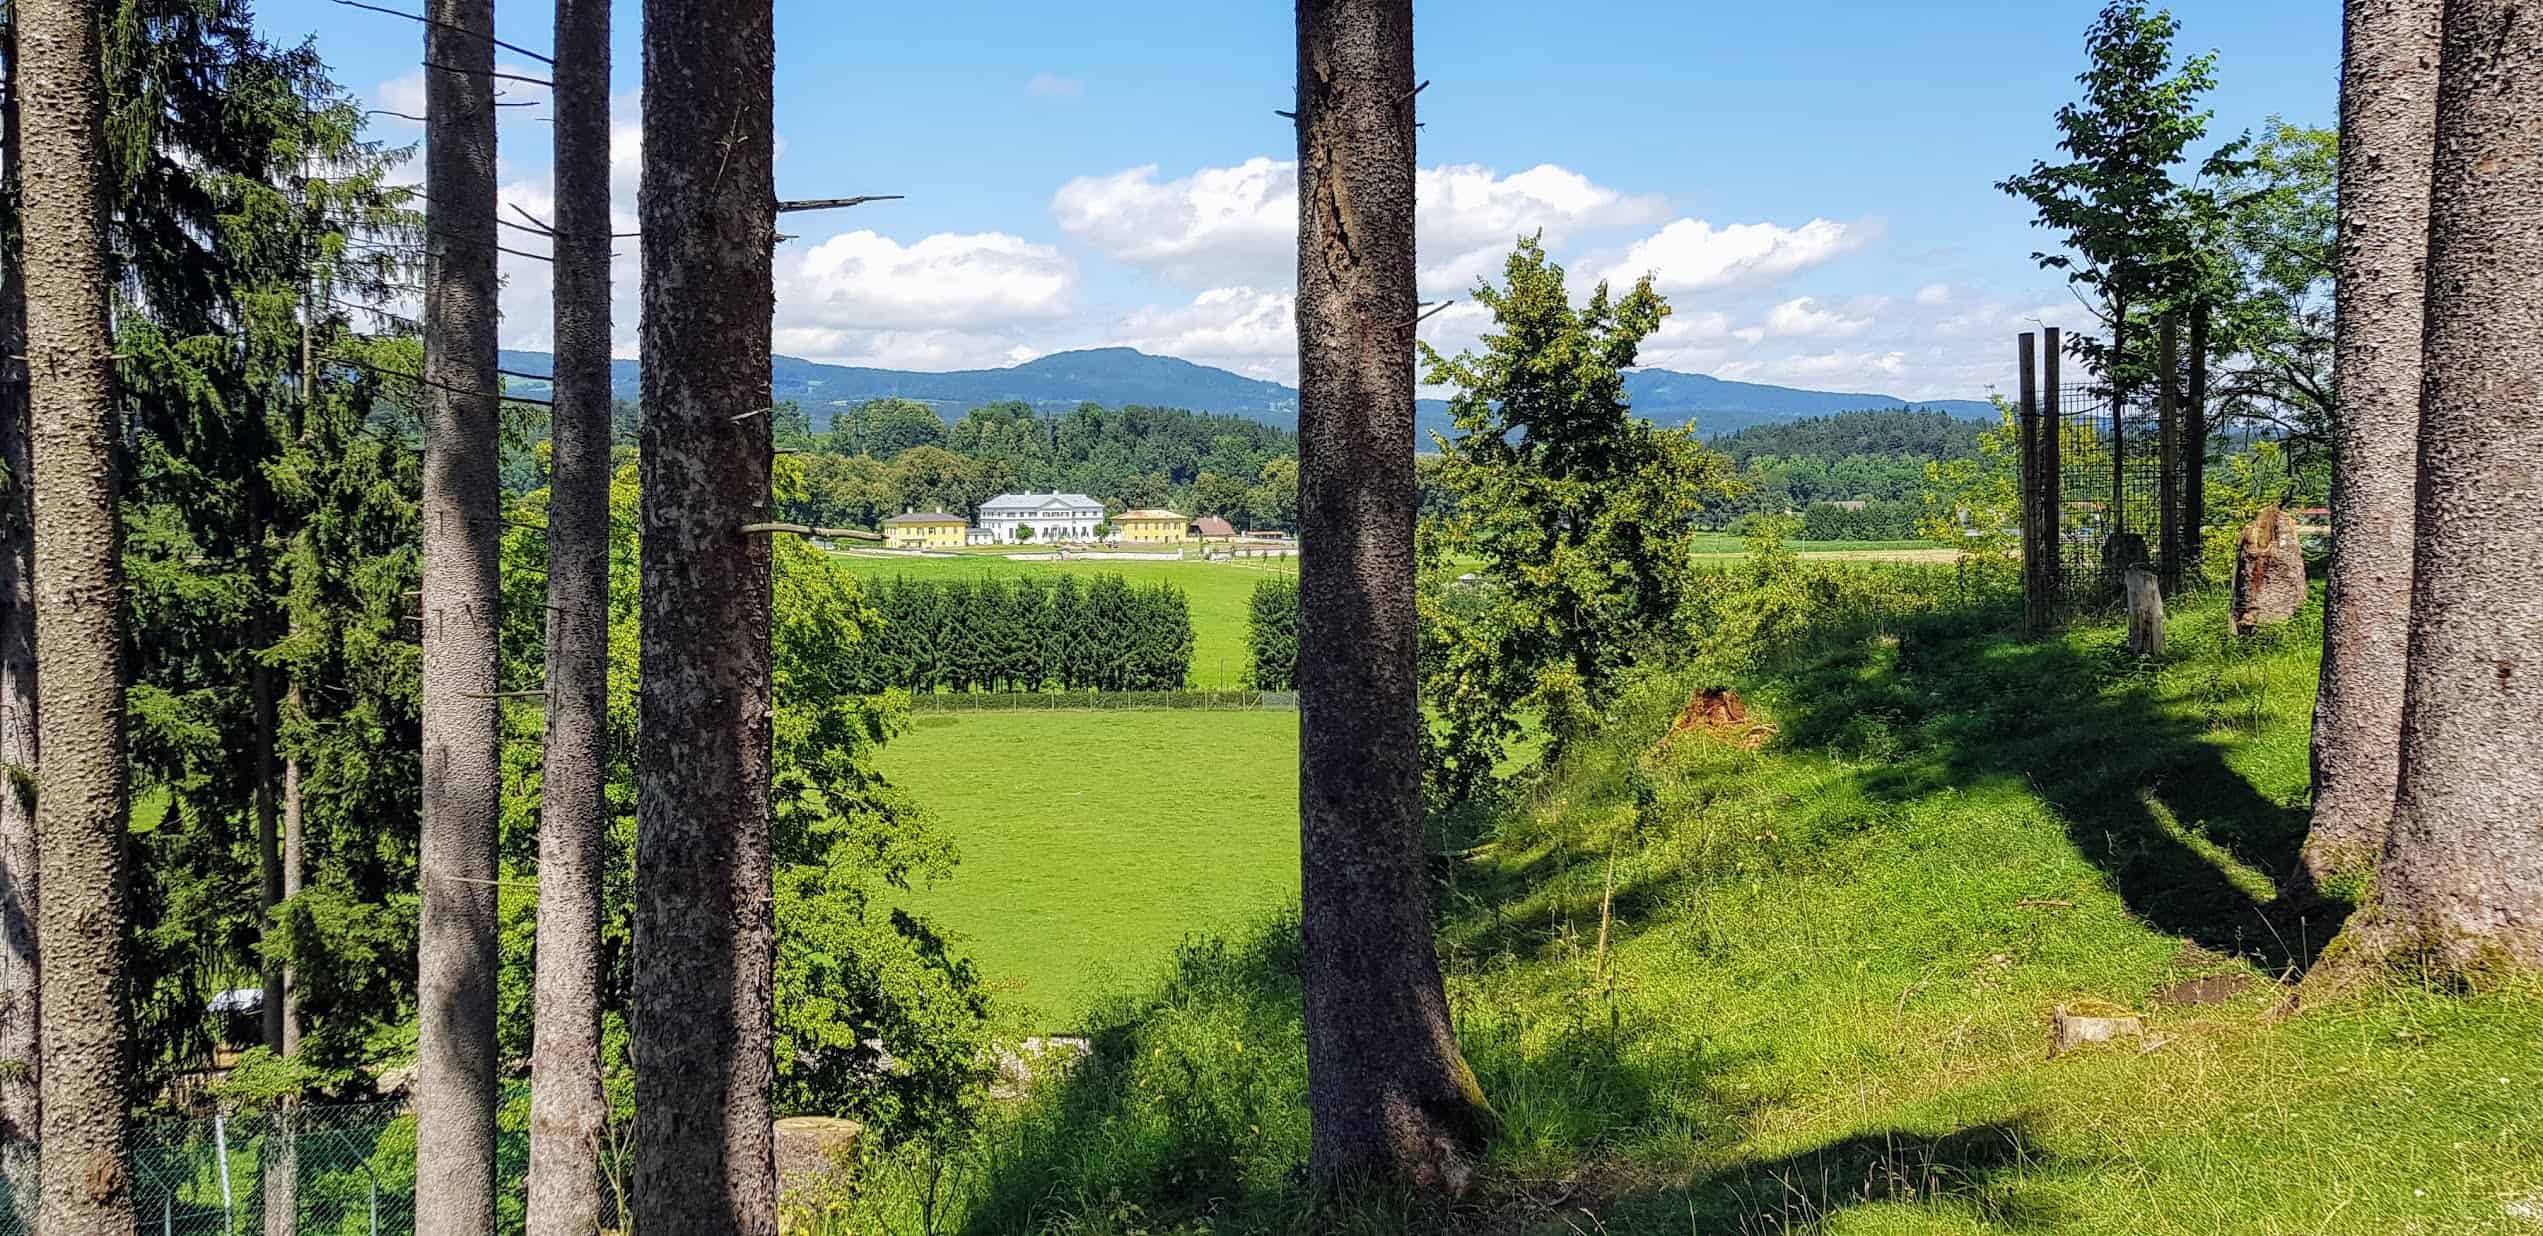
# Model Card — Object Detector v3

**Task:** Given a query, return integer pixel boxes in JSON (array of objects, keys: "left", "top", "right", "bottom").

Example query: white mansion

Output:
[{"left": 977, "top": 491, "right": 1104, "bottom": 543}]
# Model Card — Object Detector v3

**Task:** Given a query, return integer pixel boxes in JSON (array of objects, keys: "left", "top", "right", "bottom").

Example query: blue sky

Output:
[{"left": 255, "top": 0, "right": 2337, "bottom": 400}]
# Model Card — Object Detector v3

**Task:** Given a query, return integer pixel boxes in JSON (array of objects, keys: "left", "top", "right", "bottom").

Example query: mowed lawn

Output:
[
  {"left": 831, "top": 552, "right": 1295, "bottom": 689},
  {"left": 878, "top": 708, "right": 1301, "bottom": 1030}
]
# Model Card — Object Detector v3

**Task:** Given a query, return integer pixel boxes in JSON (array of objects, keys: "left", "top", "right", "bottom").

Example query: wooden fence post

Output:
[
  {"left": 2018, "top": 333, "right": 2040, "bottom": 630},
  {"left": 2125, "top": 566, "right": 2165, "bottom": 657},
  {"left": 2042, "top": 327, "right": 2062, "bottom": 614},
  {"left": 2109, "top": 308, "right": 2127, "bottom": 540},
  {"left": 2157, "top": 311, "right": 2182, "bottom": 593},
  {"left": 2186, "top": 304, "right": 2209, "bottom": 581}
]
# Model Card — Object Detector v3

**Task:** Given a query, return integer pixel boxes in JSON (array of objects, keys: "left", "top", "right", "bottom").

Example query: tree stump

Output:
[
  {"left": 2232, "top": 505, "right": 2307, "bottom": 637},
  {"left": 2125, "top": 567, "right": 2165, "bottom": 657}
]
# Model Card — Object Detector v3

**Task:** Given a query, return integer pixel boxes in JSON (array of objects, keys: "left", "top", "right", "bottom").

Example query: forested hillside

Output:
[
  {"left": 495, "top": 346, "right": 1994, "bottom": 444},
  {"left": 769, "top": 398, "right": 1301, "bottom": 532},
  {"left": 1695, "top": 407, "right": 1988, "bottom": 538},
  {"left": 1711, "top": 406, "right": 1987, "bottom": 462}
]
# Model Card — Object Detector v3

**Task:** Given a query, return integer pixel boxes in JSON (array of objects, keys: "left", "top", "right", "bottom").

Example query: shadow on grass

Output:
[
  {"left": 955, "top": 913, "right": 1755, "bottom": 1236},
  {"left": 1763, "top": 603, "right": 2344, "bottom": 974},
  {"left": 1563, "top": 1118, "right": 2059, "bottom": 1235}
]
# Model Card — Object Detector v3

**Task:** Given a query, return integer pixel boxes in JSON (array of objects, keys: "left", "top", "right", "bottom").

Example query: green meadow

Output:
[
  {"left": 866, "top": 582, "right": 2543, "bottom": 1234},
  {"left": 875, "top": 707, "right": 1302, "bottom": 1030}
]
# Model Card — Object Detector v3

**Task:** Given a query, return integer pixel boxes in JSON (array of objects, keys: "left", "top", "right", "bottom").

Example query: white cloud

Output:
[
  {"left": 1716, "top": 349, "right": 1908, "bottom": 387},
  {"left": 1027, "top": 72, "right": 1084, "bottom": 100},
  {"left": 1050, "top": 158, "right": 1295, "bottom": 286},
  {"left": 775, "top": 230, "right": 1076, "bottom": 332},
  {"left": 1763, "top": 296, "right": 1878, "bottom": 339},
  {"left": 1415, "top": 163, "right": 1666, "bottom": 293},
  {"left": 1051, "top": 157, "right": 1663, "bottom": 290},
  {"left": 1932, "top": 300, "right": 2076, "bottom": 339},
  {"left": 1915, "top": 282, "right": 1953, "bottom": 306},
  {"left": 770, "top": 327, "right": 1050, "bottom": 372},
  {"left": 373, "top": 71, "right": 426, "bottom": 130},
  {"left": 1602, "top": 216, "right": 1870, "bottom": 293},
  {"left": 1110, "top": 286, "right": 1296, "bottom": 379}
]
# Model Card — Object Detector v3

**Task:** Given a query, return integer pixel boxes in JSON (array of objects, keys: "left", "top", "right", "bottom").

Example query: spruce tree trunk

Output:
[
  {"left": 19, "top": 0, "right": 134, "bottom": 1227},
  {"left": 0, "top": 16, "right": 42, "bottom": 1209},
  {"left": 256, "top": 646, "right": 294, "bottom": 1236},
  {"left": 2306, "top": 0, "right": 2440, "bottom": 885},
  {"left": 282, "top": 311, "right": 311, "bottom": 1062},
  {"left": 261, "top": 318, "right": 314, "bottom": 1236},
  {"left": 280, "top": 731, "right": 300, "bottom": 1054},
  {"left": 1293, "top": 0, "right": 1493, "bottom": 1196},
  {"left": 256, "top": 651, "right": 283, "bottom": 1051},
  {"left": 525, "top": 0, "right": 611, "bottom": 1229},
  {"left": 634, "top": 0, "right": 778, "bottom": 1226},
  {"left": 415, "top": 0, "right": 504, "bottom": 1231},
  {"left": 2374, "top": 0, "right": 2543, "bottom": 971}
]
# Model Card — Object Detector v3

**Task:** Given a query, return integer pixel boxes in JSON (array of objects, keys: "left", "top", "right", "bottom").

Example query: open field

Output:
[
  {"left": 921, "top": 586, "right": 2543, "bottom": 1234},
  {"left": 830, "top": 551, "right": 1286, "bottom": 689},
  {"left": 876, "top": 708, "right": 1301, "bottom": 1030},
  {"left": 1707, "top": 544, "right": 1964, "bottom": 563},
  {"left": 829, "top": 544, "right": 1953, "bottom": 693},
  {"left": 1685, "top": 532, "right": 1945, "bottom": 554}
]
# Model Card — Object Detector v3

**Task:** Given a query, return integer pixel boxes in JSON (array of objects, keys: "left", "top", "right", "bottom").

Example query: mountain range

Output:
[{"left": 496, "top": 346, "right": 1994, "bottom": 441}]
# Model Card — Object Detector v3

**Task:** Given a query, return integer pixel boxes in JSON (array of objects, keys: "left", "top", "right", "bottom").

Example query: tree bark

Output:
[
  {"left": 415, "top": 0, "right": 504, "bottom": 1231},
  {"left": 256, "top": 651, "right": 283, "bottom": 1053},
  {"left": 2373, "top": 0, "right": 2543, "bottom": 971},
  {"left": 2306, "top": 0, "right": 2440, "bottom": 885},
  {"left": 525, "top": 0, "right": 611, "bottom": 1229},
  {"left": 282, "top": 308, "right": 311, "bottom": 1062},
  {"left": 262, "top": 302, "right": 318, "bottom": 1236},
  {"left": 1293, "top": 0, "right": 1493, "bottom": 1196},
  {"left": 19, "top": 0, "right": 134, "bottom": 1227},
  {"left": 0, "top": 12, "right": 42, "bottom": 1211},
  {"left": 634, "top": 0, "right": 778, "bottom": 1226}
]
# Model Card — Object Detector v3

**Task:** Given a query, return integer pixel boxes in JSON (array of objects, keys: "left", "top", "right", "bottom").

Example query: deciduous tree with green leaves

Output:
[{"left": 1999, "top": 2, "right": 2247, "bottom": 394}]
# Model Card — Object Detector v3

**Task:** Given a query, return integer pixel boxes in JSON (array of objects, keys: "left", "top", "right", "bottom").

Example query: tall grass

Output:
[{"left": 831, "top": 572, "right": 2539, "bottom": 1235}]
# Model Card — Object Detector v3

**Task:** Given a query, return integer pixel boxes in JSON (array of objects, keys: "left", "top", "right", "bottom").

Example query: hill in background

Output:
[{"left": 497, "top": 346, "right": 1994, "bottom": 442}]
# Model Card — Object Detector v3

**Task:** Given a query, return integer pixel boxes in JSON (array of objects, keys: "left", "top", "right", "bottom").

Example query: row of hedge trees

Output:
[
  {"left": 846, "top": 573, "right": 1195, "bottom": 693},
  {"left": 1798, "top": 497, "right": 1926, "bottom": 541},
  {"left": 1246, "top": 576, "right": 1299, "bottom": 691}
]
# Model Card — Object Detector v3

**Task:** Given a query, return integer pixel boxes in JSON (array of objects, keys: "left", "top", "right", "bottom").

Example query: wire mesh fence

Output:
[
  {"left": 0, "top": 1097, "right": 567, "bottom": 1236},
  {"left": 2047, "top": 382, "right": 2195, "bottom": 605}
]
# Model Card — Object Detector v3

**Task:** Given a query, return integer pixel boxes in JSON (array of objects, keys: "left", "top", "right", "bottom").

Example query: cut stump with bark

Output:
[{"left": 2232, "top": 506, "right": 2307, "bottom": 637}]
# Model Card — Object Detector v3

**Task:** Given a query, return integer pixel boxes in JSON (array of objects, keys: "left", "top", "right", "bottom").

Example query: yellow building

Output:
[
  {"left": 1114, "top": 509, "right": 1190, "bottom": 544},
  {"left": 882, "top": 511, "right": 968, "bottom": 549}
]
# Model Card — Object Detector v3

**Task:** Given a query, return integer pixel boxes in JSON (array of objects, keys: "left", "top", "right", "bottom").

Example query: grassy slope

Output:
[
  {"left": 878, "top": 709, "right": 1301, "bottom": 1030},
  {"left": 831, "top": 552, "right": 1292, "bottom": 690},
  {"left": 944, "top": 587, "right": 2542, "bottom": 1235}
]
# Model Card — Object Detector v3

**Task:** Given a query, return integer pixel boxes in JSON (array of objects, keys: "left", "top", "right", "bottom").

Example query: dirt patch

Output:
[{"left": 1665, "top": 688, "right": 1778, "bottom": 750}]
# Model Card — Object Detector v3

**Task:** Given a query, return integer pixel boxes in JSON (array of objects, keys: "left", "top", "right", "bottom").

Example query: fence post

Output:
[
  {"left": 213, "top": 1112, "right": 234, "bottom": 1234},
  {"left": 163, "top": 1194, "right": 172, "bottom": 1236},
  {"left": 2157, "top": 311, "right": 2183, "bottom": 594},
  {"left": 2186, "top": 304, "right": 2209, "bottom": 581},
  {"left": 368, "top": 1176, "right": 378, "bottom": 1236},
  {"left": 2107, "top": 309, "right": 2127, "bottom": 541},
  {"left": 2042, "top": 328, "right": 2063, "bottom": 615},
  {"left": 2017, "top": 332, "right": 2044, "bottom": 632}
]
